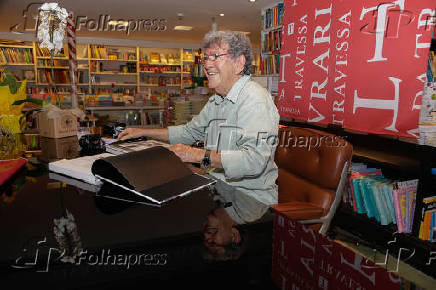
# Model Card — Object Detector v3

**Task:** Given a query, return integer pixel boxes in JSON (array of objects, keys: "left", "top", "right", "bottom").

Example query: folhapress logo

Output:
[{"left": 10, "top": 2, "right": 167, "bottom": 35}]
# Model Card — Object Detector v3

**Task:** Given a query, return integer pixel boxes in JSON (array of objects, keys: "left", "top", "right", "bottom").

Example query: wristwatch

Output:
[{"left": 201, "top": 149, "right": 211, "bottom": 171}]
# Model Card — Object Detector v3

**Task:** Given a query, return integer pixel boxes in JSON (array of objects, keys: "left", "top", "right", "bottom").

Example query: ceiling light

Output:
[
  {"left": 177, "top": 13, "right": 184, "bottom": 17},
  {"left": 249, "top": 0, "right": 256, "bottom": 2},
  {"left": 219, "top": 13, "right": 224, "bottom": 17},
  {"left": 174, "top": 25, "right": 193, "bottom": 31}
]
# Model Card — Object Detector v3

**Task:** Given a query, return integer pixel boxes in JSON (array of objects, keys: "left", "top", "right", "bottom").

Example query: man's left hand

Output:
[{"left": 168, "top": 143, "right": 203, "bottom": 163}]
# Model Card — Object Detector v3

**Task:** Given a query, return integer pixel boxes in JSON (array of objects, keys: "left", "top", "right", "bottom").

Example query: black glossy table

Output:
[{"left": 0, "top": 137, "right": 274, "bottom": 289}]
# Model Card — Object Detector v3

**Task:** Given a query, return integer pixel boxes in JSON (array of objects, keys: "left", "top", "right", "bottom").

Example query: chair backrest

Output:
[{"left": 274, "top": 126, "right": 353, "bottom": 222}]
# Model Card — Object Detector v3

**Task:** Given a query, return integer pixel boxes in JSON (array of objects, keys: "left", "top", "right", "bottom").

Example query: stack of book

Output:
[
  {"left": 345, "top": 163, "right": 418, "bottom": 233},
  {"left": 260, "top": 54, "right": 280, "bottom": 75},
  {"left": 37, "top": 46, "right": 65, "bottom": 57},
  {"left": 262, "top": 2, "right": 284, "bottom": 29},
  {"left": 0, "top": 47, "right": 33, "bottom": 64},
  {"left": 90, "top": 45, "right": 108, "bottom": 59},
  {"left": 38, "top": 70, "right": 70, "bottom": 84},
  {"left": 262, "top": 29, "right": 282, "bottom": 54}
]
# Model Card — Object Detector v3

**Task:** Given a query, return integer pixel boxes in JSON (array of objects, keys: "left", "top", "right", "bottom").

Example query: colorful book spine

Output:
[
  {"left": 352, "top": 178, "right": 366, "bottom": 214},
  {"left": 363, "top": 180, "right": 380, "bottom": 222},
  {"left": 382, "top": 183, "right": 397, "bottom": 224},
  {"left": 393, "top": 189, "right": 405, "bottom": 233},
  {"left": 372, "top": 184, "right": 388, "bottom": 225}
]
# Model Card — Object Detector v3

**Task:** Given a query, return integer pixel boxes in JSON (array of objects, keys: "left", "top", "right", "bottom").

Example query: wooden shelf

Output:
[
  {"left": 90, "top": 71, "right": 136, "bottom": 75},
  {"left": 139, "top": 84, "right": 180, "bottom": 87},
  {"left": 85, "top": 105, "right": 164, "bottom": 111},
  {"left": 90, "top": 58, "right": 137, "bottom": 61},
  {"left": 92, "top": 83, "right": 137, "bottom": 86},
  {"left": 37, "top": 83, "right": 71, "bottom": 86},
  {"left": 0, "top": 63, "right": 34, "bottom": 66},
  {"left": 139, "top": 71, "right": 180, "bottom": 74},
  {"left": 263, "top": 25, "right": 283, "bottom": 33},
  {"left": 0, "top": 44, "right": 33, "bottom": 48},
  {"left": 37, "top": 66, "right": 70, "bottom": 69},
  {"left": 36, "top": 56, "right": 68, "bottom": 59},
  {"left": 139, "top": 62, "right": 181, "bottom": 66}
]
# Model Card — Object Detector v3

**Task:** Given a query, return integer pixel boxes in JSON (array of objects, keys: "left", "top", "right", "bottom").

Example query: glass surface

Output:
[{"left": 0, "top": 137, "right": 273, "bottom": 288}]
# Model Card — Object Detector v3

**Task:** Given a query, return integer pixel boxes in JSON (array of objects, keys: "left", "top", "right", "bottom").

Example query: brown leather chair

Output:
[{"left": 271, "top": 126, "right": 353, "bottom": 234}]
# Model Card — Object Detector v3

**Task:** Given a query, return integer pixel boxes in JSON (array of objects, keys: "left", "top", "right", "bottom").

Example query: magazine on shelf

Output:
[
  {"left": 91, "top": 146, "right": 216, "bottom": 206},
  {"left": 105, "top": 137, "right": 170, "bottom": 155}
]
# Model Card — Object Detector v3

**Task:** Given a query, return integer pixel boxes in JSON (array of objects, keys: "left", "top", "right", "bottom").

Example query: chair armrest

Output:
[{"left": 271, "top": 201, "right": 324, "bottom": 220}]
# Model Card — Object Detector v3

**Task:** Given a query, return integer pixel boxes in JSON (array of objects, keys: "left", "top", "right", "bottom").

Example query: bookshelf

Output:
[
  {"left": 280, "top": 119, "right": 436, "bottom": 279},
  {"left": 257, "top": 2, "right": 284, "bottom": 98},
  {"left": 259, "top": 2, "right": 283, "bottom": 76},
  {"left": 0, "top": 41, "right": 214, "bottom": 127},
  {"left": 0, "top": 41, "right": 37, "bottom": 92}
]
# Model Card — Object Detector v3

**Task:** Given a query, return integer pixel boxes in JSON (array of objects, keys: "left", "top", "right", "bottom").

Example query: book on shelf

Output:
[
  {"left": 262, "top": 2, "right": 284, "bottom": 29},
  {"left": 262, "top": 29, "right": 282, "bottom": 54},
  {"left": 91, "top": 146, "right": 216, "bottom": 206},
  {"left": 36, "top": 45, "right": 66, "bottom": 58},
  {"left": 105, "top": 137, "right": 170, "bottom": 155},
  {"left": 418, "top": 195, "right": 436, "bottom": 241},
  {"left": 260, "top": 54, "right": 280, "bottom": 75},
  {"left": 0, "top": 47, "right": 33, "bottom": 64},
  {"left": 346, "top": 163, "right": 418, "bottom": 233},
  {"left": 38, "top": 69, "right": 70, "bottom": 84}
]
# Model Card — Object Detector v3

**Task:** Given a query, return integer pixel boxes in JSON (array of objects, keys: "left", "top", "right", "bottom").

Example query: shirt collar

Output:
[{"left": 208, "top": 75, "right": 251, "bottom": 105}]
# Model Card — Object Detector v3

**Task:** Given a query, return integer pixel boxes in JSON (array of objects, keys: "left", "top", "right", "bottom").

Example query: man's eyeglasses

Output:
[{"left": 201, "top": 53, "right": 229, "bottom": 63}]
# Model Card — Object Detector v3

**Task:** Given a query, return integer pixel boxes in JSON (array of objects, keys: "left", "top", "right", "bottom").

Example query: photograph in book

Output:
[{"left": 105, "top": 137, "right": 170, "bottom": 155}]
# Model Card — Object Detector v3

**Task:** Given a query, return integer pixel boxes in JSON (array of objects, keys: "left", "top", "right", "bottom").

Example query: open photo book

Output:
[
  {"left": 91, "top": 146, "right": 216, "bottom": 206},
  {"left": 105, "top": 137, "right": 171, "bottom": 155}
]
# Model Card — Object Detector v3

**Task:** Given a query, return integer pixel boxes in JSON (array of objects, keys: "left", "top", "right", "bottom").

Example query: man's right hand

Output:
[{"left": 117, "top": 127, "right": 147, "bottom": 140}]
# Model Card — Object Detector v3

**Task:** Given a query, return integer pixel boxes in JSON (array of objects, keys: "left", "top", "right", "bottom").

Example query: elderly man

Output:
[{"left": 119, "top": 30, "right": 279, "bottom": 226}]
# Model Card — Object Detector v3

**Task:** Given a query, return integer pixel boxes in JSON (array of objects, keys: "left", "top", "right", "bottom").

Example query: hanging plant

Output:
[
  {"left": 37, "top": 3, "right": 68, "bottom": 54},
  {"left": 36, "top": 3, "right": 69, "bottom": 108}
]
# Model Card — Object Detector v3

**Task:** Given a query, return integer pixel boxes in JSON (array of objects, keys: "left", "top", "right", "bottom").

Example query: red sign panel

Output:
[
  {"left": 271, "top": 212, "right": 403, "bottom": 290},
  {"left": 277, "top": 0, "right": 435, "bottom": 137}
]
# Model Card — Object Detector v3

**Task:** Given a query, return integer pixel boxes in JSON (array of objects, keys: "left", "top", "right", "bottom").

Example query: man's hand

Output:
[
  {"left": 117, "top": 127, "right": 146, "bottom": 140},
  {"left": 168, "top": 143, "right": 203, "bottom": 163}
]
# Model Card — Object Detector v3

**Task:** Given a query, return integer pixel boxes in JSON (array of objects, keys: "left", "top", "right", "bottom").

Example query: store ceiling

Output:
[{"left": 0, "top": 0, "right": 279, "bottom": 47}]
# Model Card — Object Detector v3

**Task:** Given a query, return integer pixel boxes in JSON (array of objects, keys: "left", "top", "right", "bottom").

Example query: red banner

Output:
[
  {"left": 277, "top": 0, "right": 435, "bottom": 137},
  {"left": 271, "top": 212, "right": 404, "bottom": 290}
]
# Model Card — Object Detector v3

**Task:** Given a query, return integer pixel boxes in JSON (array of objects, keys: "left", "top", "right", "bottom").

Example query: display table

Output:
[{"left": 0, "top": 137, "right": 274, "bottom": 289}]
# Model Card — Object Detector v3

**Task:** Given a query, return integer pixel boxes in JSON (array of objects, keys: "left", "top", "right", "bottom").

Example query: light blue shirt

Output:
[{"left": 168, "top": 75, "right": 279, "bottom": 206}]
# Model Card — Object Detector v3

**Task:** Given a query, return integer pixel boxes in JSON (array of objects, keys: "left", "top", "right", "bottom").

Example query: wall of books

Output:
[
  {"left": 259, "top": 2, "right": 283, "bottom": 76},
  {"left": 346, "top": 163, "right": 419, "bottom": 233},
  {"left": 0, "top": 40, "right": 211, "bottom": 127}
]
